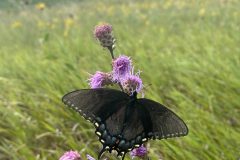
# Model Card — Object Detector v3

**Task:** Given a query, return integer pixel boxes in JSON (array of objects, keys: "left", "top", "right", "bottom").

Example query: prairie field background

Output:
[{"left": 0, "top": 0, "right": 240, "bottom": 159}]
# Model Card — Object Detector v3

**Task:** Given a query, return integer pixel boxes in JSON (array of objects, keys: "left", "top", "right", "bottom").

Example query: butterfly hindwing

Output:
[
  {"left": 96, "top": 98, "right": 154, "bottom": 156},
  {"left": 136, "top": 98, "right": 188, "bottom": 139},
  {"left": 94, "top": 100, "right": 148, "bottom": 160}
]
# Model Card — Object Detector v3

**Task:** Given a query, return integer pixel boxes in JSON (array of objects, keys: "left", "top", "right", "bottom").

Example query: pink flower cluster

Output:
[
  {"left": 59, "top": 146, "right": 148, "bottom": 160},
  {"left": 59, "top": 151, "right": 109, "bottom": 160},
  {"left": 88, "top": 55, "right": 143, "bottom": 95}
]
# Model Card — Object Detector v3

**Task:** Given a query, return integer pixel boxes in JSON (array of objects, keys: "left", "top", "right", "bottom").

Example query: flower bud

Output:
[{"left": 94, "top": 23, "right": 115, "bottom": 48}]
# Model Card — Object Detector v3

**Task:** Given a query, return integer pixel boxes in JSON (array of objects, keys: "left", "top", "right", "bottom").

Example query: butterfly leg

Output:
[
  {"left": 117, "top": 151, "right": 126, "bottom": 160},
  {"left": 98, "top": 146, "right": 106, "bottom": 160},
  {"left": 121, "top": 152, "right": 126, "bottom": 160}
]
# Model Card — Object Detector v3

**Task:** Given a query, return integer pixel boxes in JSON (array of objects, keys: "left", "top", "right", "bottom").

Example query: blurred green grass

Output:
[{"left": 0, "top": 0, "right": 240, "bottom": 159}]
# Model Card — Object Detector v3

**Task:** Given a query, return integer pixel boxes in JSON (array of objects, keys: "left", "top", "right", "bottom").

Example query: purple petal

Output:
[
  {"left": 94, "top": 23, "right": 114, "bottom": 47},
  {"left": 88, "top": 71, "right": 113, "bottom": 88},
  {"left": 59, "top": 151, "right": 81, "bottom": 160},
  {"left": 112, "top": 55, "right": 132, "bottom": 81},
  {"left": 94, "top": 23, "right": 112, "bottom": 39},
  {"left": 130, "top": 145, "right": 147, "bottom": 158},
  {"left": 122, "top": 74, "right": 143, "bottom": 95},
  {"left": 86, "top": 154, "right": 95, "bottom": 160}
]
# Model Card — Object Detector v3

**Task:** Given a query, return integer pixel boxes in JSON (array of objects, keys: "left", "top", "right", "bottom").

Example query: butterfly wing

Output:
[
  {"left": 103, "top": 100, "right": 147, "bottom": 143},
  {"left": 62, "top": 88, "right": 133, "bottom": 159},
  {"left": 62, "top": 88, "right": 130, "bottom": 123},
  {"left": 96, "top": 98, "right": 149, "bottom": 159},
  {"left": 107, "top": 98, "right": 188, "bottom": 156},
  {"left": 136, "top": 98, "right": 188, "bottom": 139}
]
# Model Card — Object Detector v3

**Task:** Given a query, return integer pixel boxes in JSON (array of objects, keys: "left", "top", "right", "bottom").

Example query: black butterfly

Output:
[{"left": 62, "top": 88, "right": 188, "bottom": 160}]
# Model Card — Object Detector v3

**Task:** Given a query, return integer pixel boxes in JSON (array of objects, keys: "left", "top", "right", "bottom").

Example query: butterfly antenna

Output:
[
  {"left": 98, "top": 146, "right": 106, "bottom": 160},
  {"left": 143, "top": 83, "right": 152, "bottom": 92}
]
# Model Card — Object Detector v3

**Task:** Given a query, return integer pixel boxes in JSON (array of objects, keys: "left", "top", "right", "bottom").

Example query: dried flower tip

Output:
[
  {"left": 112, "top": 55, "right": 132, "bottom": 81},
  {"left": 122, "top": 74, "right": 143, "bottom": 95},
  {"left": 59, "top": 150, "right": 81, "bottom": 160},
  {"left": 94, "top": 23, "right": 115, "bottom": 47},
  {"left": 130, "top": 145, "right": 148, "bottom": 159},
  {"left": 89, "top": 71, "right": 113, "bottom": 88},
  {"left": 86, "top": 154, "right": 95, "bottom": 160}
]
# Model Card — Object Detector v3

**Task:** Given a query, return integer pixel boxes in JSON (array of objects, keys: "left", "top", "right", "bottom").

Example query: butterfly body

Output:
[{"left": 62, "top": 88, "right": 188, "bottom": 160}]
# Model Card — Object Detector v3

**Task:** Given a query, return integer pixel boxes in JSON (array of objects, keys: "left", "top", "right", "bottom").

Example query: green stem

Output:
[{"left": 108, "top": 46, "right": 114, "bottom": 59}]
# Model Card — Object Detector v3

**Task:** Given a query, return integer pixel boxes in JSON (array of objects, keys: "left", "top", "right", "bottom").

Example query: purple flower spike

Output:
[
  {"left": 59, "top": 151, "right": 81, "bottom": 160},
  {"left": 130, "top": 145, "right": 148, "bottom": 159},
  {"left": 112, "top": 55, "right": 132, "bottom": 81},
  {"left": 94, "top": 23, "right": 114, "bottom": 47},
  {"left": 89, "top": 71, "right": 113, "bottom": 88},
  {"left": 122, "top": 74, "right": 143, "bottom": 95},
  {"left": 86, "top": 154, "right": 95, "bottom": 160}
]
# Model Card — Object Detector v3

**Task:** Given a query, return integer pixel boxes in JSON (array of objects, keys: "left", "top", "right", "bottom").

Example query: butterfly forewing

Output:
[
  {"left": 137, "top": 98, "right": 188, "bottom": 139},
  {"left": 62, "top": 88, "right": 129, "bottom": 122}
]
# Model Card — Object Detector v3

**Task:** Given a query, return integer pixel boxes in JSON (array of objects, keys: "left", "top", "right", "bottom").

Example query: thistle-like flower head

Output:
[
  {"left": 94, "top": 23, "right": 114, "bottom": 47},
  {"left": 88, "top": 71, "right": 113, "bottom": 88},
  {"left": 112, "top": 55, "right": 132, "bottom": 81},
  {"left": 130, "top": 145, "right": 148, "bottom": 159},
  {"left": 59, "top": 151, "right": 81, "bottom": 160},
  {"left": 122, "top": 73, "right": 143, "bottom": 95}
]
